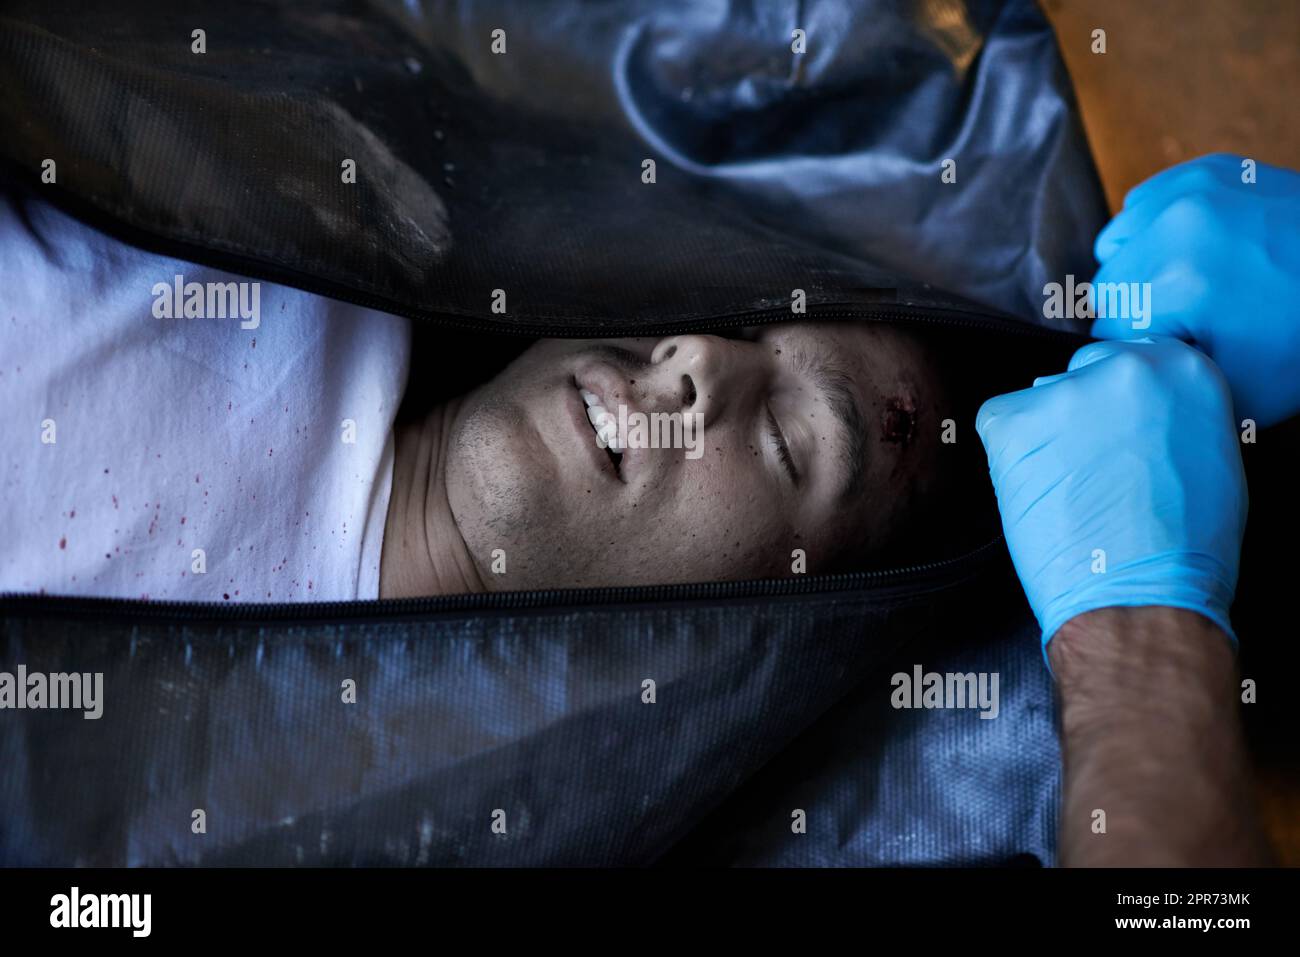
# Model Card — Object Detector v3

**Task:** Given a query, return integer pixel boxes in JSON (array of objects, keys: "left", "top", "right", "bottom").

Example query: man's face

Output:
[{"left": 446, "top": 322, "right": 944, "bottom": 589}]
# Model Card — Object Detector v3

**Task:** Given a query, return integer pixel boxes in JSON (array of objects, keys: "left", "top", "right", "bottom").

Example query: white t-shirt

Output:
[{"left": 0, "top": 195, "right": 411, "bottom": 602}]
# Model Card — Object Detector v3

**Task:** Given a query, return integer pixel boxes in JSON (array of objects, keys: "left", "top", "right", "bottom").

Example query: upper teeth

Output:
[{"left": 581, "top": 388, "right": 623, "bottom": 451}]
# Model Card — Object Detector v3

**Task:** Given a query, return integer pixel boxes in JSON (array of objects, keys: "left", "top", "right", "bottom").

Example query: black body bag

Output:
[{"left": 0, "top": 0, "right": 1119, "bottom": 866}]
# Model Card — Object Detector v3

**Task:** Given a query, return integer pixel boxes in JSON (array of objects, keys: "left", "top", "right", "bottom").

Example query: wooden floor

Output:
[{"left": 1043, "top": 0, "right": 1300, "bottom": 210}]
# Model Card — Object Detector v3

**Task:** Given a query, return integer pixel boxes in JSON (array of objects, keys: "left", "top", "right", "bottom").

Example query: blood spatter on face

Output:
[{"left": 881, "top": 397, "right": 917, "bottom": 446}]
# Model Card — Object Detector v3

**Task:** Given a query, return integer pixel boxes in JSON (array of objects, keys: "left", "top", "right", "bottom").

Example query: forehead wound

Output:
[{"left": 880, "top": 396, "right": 917, "bottom": 446}]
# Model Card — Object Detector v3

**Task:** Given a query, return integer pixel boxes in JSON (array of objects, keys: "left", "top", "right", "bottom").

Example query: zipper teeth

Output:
[
  {"left": 264, "top": 277, "right": 1081, "bottom": 341},
  {"left": 1, "top": 538, "right": 1007, "bottom": 623},
  {"left": 359, "top": 284, "right": 1078, "bottom": 340}
]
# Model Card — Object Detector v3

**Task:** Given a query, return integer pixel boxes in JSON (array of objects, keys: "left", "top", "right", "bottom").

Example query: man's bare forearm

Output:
[{"left": 1048, "top": 606, "right": 1270, "bottom": 867}]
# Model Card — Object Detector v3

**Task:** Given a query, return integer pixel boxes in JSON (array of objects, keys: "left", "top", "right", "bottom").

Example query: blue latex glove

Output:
[
  {"left": 1091, "top": 153, "right": 1300, "bottom": 428},
  {"left": 976, "top": 338, "right": 1247, "bottom": 652}
]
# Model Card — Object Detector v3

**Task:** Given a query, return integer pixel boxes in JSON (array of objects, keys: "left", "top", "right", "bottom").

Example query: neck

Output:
[{"left": 379, "top": 399, "right": 487, "bottom": 598}]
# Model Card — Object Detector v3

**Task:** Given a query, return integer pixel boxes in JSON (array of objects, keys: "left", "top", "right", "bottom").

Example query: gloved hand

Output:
[
  {"left": 1091, "top": 153, "right": 1300, "bottom": 428},
  {"left": 976, "top": 337, "right": 1247, "bottom": 652}
]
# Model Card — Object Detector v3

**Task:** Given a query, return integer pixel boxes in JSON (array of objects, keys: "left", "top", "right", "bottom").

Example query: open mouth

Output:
[{"left": 574, "top": 379, "right": 624, "bottom": 475}]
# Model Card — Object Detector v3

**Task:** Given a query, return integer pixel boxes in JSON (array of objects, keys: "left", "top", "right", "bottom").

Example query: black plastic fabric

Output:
[
  {"left": 0, "top": 0, "right": 1105, "bottom": 331},
  {"left": 0, "top": 0, "right": 1105, "bottom": 866},
  {"left": 3, "top": 556, "right": 1059, "bottom": 867}
]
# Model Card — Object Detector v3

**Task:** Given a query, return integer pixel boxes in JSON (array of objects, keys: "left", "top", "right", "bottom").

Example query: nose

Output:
[{"left": 648, "top": 334, "right": 760, "bottom": 423}]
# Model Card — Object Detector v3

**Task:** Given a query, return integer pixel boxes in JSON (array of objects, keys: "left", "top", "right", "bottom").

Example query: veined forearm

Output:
[{"left": 1049, "top": 606, "right": 1270, "bottom": 867}]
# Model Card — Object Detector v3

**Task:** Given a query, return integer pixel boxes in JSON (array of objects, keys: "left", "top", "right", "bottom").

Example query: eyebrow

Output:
[{"left": 793, "top": 346, "right": 869, "bottom": 503}]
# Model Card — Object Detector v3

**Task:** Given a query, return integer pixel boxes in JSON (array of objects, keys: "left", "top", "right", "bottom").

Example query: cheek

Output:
[{"left": 629, "top": 453, "right": 789, "bottom": 578}]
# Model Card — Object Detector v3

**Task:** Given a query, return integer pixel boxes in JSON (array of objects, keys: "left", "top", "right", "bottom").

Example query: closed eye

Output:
[{"left": 766, "top": 405, "right": 800, "bottom": 484}]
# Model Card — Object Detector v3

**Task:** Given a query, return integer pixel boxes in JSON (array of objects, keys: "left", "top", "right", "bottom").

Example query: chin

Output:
[{"left": 448, "top": 401, "right": 546, "bottom": 532}]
